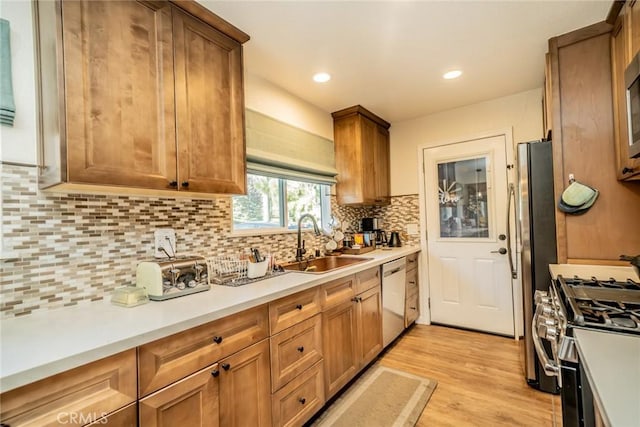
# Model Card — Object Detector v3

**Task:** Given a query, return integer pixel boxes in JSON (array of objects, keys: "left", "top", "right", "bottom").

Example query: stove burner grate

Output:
[{"left": 567, "top": 276, "right": 640, "bottom": 290}]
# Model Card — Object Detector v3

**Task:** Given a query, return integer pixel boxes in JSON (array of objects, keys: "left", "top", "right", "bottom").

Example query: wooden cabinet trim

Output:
[
  {"left": 331, "top": 105, "right": 390, "bottom": 129},
  {"left": 269, "top": 287, "right": 321, "bottom": 335},
  {"left": 170, "top": 0, "right": 250, "bottom": 43},
  {"left": 138, "top": 304, "right": 268, "bottom": 397},
  {"left": 0, "top": 349, "right": 137, "bottom": 426}
]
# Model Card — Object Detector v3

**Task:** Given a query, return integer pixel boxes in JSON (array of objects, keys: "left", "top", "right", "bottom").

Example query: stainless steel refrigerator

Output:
[{"left": 517, "top": 140, "right": 559, "bottom": 394}]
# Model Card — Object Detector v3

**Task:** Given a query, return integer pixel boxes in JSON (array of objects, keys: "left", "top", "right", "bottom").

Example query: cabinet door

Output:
[
  {"left": 334, "top": 115, "right": 364, "bottom": 205},
  {"left": 173, "top": 8, "right": 246, "bottom": 194},
  {"left": 322, "top": 300, "right": 358, "bottom": 398},
  {"left": 360, "top": 115, "right": 378, "bottom": 204},
  {"left": 356, "top": 285, "right": 383, "bottom": 368},
  {"left": 219, "top": 339, "right": 272, "bottom": 426},
  {"left": 373, "top": 123, "right": 391, "bottom": 204},
  {"left": 139, "top": 364, "right": 219, "bottom": 427},
  {"left": 62, "top": 1, "right": 177, "bottom": 189},
  {"left": 628, "top": 0, "right": 640, "bottom": 60}
]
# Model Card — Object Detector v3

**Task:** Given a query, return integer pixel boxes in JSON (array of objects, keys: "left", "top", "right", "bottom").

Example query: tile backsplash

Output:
[{"left": 1, "top": 163, "right": 420, "bottom": 318}]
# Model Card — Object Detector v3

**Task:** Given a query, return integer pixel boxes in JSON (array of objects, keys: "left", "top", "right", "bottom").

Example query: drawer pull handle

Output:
[
  {"left": 181, "top": 181, "right": 189, "bottom": 188},
  {"left": 299, "top": 397, "right": 306, "bottom": 405},
  {"left": 297, "top": 346, "right": 305, "bottom": 353},
  {"left": 410, "top": 306, "right": 417, "bottom": 310},
  {"left": 168, "top": 181, "right": 178, "bottom": 187},
  {"left": 296, "top": 304, "right": 303, "bottom": 310},
  {"left": 409, "top": 281, "right": 416, "bottom": 285},
  {"left": 351, "top": 297, "right": 362, "bottom": 303},
  {"left": 211, "top": 369, "right": 220, "bottom": 377},
  {"left": 213, "top": 336, "right": 223, "bottom": 344},
  {"left": 222, "top": 363, "right": 231, "bottom": 371}
]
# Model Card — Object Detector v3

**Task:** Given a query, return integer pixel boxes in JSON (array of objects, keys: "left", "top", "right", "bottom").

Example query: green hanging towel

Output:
[{"left": 0, "top": 18, "right": 16, "bottom": 127}]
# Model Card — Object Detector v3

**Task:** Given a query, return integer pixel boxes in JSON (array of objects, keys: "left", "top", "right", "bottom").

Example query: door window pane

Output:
[{"left": 438, "top": 157, "right": 489, "bottom": 238}]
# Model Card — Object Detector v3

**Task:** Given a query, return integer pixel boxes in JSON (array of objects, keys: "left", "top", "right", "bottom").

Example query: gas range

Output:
[
  {"left": 534, "top": 265, "right": 640, "bottom": 427},
  {"left": 555, "top": 275, "right": 640, "bottom": 335}
]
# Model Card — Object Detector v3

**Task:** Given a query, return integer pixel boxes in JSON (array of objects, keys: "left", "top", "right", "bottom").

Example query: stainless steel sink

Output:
[{"left": 281, "top": 256, "right": 372, "bottom": 274}]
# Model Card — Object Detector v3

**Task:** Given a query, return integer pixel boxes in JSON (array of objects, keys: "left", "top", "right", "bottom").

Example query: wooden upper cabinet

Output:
[
  {"left": 173, "top": 8, "right": 246, "bottom": 193},
  {"left": 612, "top": 5, "right": 640, "bottom": 180},
  {"left": 61, "top": 0, "right": 177, "bottom": 189},
  {"left": 37, "top": 0, "right": 249, "bottom": 195},
  {"left": 332, "top": 105, "right": 391, "bottom": 206}
]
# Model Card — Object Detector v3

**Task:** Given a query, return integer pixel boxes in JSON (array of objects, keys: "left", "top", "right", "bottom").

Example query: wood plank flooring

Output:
[{"left": 378, "top": 324, "right": 561, "bottom": 426}]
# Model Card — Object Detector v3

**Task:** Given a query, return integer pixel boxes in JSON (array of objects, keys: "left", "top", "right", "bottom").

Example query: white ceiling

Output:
[{"left": 200, "top": 1, "right": 612, "bottom": 123}]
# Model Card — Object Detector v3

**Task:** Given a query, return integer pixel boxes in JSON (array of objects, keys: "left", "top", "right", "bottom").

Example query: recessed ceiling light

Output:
[
  {"left": 313, "top": 72, "right": 331, "bottom": 83},
  {"left": 443, "top": 70, "right": 463, "bottom": 80}
]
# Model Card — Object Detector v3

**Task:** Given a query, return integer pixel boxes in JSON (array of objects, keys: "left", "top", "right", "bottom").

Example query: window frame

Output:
[{"left": 230, "top": 172, "right": 331, "bottom": 236}]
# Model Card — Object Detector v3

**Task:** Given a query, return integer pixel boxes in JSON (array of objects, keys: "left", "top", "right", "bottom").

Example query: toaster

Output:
[{"left": 136, "top": 256, "right": 210, "bottom": 301}]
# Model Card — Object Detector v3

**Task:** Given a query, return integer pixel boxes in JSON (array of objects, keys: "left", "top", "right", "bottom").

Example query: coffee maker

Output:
[{"left": 362, "top": 217, "right": 387, "bottom": 246}]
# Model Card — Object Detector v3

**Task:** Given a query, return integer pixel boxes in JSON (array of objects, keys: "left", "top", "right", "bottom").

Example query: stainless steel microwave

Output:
[{"left": 625, "top": 52, "right": 640, "bottom": 158}]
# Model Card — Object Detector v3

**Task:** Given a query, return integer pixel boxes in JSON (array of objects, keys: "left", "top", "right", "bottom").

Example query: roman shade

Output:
[{"left": 245, "top": 109, "right": 338, "bottom": 185}]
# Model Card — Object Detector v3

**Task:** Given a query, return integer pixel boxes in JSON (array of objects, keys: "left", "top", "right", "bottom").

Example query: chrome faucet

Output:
[{"left": 296, "top": 214, "right": 321, "bottom": 261}]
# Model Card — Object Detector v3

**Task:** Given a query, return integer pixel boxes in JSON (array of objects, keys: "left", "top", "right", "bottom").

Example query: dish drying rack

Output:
[{"left": 207, "top": 255, "right": 287, "bottom": 287}]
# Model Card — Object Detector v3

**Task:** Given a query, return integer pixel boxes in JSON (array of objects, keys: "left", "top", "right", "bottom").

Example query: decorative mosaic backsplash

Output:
[{"left": 1, "top": 163, "right": 420, "bottom": 318}]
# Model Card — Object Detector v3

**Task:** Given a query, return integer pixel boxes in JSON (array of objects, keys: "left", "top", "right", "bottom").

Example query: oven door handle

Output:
[{"left": 532, "top": 310, "right": 560, "bottom": 377}]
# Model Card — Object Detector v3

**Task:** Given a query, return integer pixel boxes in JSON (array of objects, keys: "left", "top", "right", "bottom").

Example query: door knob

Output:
[{"left": 491, "top": 248, "right": 507, "bottom": 255}]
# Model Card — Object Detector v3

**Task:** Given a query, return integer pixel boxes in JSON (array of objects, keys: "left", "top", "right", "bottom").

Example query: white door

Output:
[{"left": 424, "top": 134, "right": 515, "bottom": 336}]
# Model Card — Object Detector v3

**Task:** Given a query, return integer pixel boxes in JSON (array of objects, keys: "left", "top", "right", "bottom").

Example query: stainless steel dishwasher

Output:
[{"left": 382, "top": 257, "right": 406, "bottom": 347}]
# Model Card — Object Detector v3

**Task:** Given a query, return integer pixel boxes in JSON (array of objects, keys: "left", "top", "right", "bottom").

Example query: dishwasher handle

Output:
[{"left": 383, "top": 265, "right": 405, "bottom": 277}]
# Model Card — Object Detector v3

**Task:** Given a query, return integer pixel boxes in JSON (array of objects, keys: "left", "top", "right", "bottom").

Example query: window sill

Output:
[{"left": 229, "top": 228, "right": 300, "bottom": 238}]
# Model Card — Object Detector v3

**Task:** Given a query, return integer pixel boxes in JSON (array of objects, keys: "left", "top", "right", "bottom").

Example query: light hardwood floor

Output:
[{"left": 378, "top": 324, "right": 561, "bottom": 426}]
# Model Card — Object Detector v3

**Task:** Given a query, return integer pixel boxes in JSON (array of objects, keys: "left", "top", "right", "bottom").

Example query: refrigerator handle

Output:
[{"left": 507, "top": 183, "right": 517, "bottom": 279}]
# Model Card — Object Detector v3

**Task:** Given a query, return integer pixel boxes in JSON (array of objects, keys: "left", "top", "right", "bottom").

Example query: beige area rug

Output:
[{"left": 312, "top": 365, "right": 437, "bottom": 427}]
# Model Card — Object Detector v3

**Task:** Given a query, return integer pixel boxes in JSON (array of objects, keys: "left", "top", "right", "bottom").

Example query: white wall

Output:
[
  {"left": 0, "top": 0, "right": 38, "bottom": 165},
  {"left": 245, "top": 73, "right": 333, "bottom": 139},
  {"left": 390, "top": 88, "right": 543, "bottom": 195}
]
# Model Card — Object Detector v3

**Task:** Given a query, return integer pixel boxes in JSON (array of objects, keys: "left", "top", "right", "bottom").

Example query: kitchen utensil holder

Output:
[{"left": 247, "top": 256, "right": 270, "bottom": 279}]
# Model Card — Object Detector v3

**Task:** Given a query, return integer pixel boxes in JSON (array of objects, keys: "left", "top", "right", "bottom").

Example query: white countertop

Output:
[
  {"left": 0, "top": 247, "right": 419, "bottom": 393},
  {"left": 573, "top": 329, "right": 640, "bottom": 427}
]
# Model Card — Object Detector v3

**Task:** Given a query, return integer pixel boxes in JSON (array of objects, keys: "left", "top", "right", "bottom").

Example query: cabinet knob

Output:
[
  {"left": 213, "top": 336, "right": 223, "bottom": 344},
  {"left": 299, "top": 397, "right": 306, "bottom": 405},
  {"left": 409, "top": 281, "right": 416, "bottom": 285},
  {"left": 410, "top": 306, "right": 417, "bottom": 310},
  {"left": 222, "top": 363, "right": 231, "bottom": 371},
  {"left": 168, "top": 181, "right": 178, "bottom": 187},
  {"left": 181, "top": 181, "right": 189, "bottom": 188},
  {"left": 296, "top": 304, "right": 303, "bottom": 310},
  {"left": 297, "top": 346, "right": 304, "bottom": 353},
  {"left": 622, "top": 167, "right": 635, "bottom": 174},
  {"left": 211, "top": 370, "right": 220, "bottom": 377},
  {"left": 351, "top": 297, "right": 359, "bottom": 303}
]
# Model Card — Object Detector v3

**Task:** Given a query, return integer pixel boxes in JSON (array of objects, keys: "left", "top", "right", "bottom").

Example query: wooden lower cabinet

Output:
[
  {"left": 322, "top": 299, "right": 359, "bottom": 398},
  {"left": 139, "top": 365, "right": 219, "bottom": 426},
  {"left": 322, "top": 281, "right": 383, "bottom": 399},
  {"left": 271, "top": 361, "right": 325, "bottom": 427},
  {"left": 219, "top": 339, "right": 272, "bottom": 427},
  {"left": 357, "top": 285, "right": 383, "bottom": 367},
  {"left": 0, "top": 349, "right": 137, "bottom": 426}
]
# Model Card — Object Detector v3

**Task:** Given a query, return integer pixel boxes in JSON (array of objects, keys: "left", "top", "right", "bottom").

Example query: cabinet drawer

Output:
[
  {"left": 406, "top": 252, "right": 419, "bottom": 272},
  {"left": 271, "top": 361, "right": 325, "bottom": 427},
  {"left": 405, "top": 292, "right": 419, "bottom": 327},
  {"left": 355, "top": 266, "right": 381, "bottom": 294},
  {"left": 321, "top": 275, "right": 356, "bottom": 309},
  {"left": 138, "top": 304, "right": 269, "bottom": 397},
  {"left": 269, "top": 287, "right": 321, "bottom": 335},
  {"left": 0, "top": 349, "right": 137, "bottom": 426},
  {"left": 406, "top": 268, "right": 419, "bottom": 297},
  {"left": 270, "top": 314, "right": 323, "bottom": 392}
]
